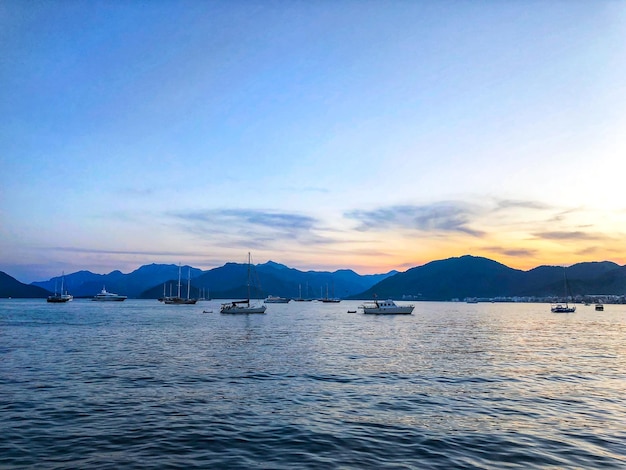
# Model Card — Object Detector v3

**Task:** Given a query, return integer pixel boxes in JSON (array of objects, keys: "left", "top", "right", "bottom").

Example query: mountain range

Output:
[
  {"left": 353, "top": 255, "right": 626, "bottom": 301},
  {"left": 20, "top": 261, "right": 395, "bottom": 299},
  {"left": 1, "top": 255, "right": 625, "bottom": 300}
]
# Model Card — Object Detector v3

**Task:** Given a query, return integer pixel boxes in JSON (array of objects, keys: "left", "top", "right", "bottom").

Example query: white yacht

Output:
[
  {"left": 92, "top": 286, "right": 127, "bottom": 301},
  {"left": 360, "top": 299, "right": 414, "bottom": 315}
]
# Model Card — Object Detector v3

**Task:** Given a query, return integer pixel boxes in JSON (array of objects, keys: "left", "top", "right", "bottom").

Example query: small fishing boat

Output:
[{"left": 360, "top": 299, "right": 414, "bottom": 315}]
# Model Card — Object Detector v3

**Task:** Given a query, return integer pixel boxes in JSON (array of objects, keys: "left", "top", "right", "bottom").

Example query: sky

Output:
[{"left": 1, "top": 1, "right": 626, "bottom": 283}]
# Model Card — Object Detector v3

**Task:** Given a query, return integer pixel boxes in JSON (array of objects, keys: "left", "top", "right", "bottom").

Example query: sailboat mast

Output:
[
  {"left": 187, "top": 268, "right": 191, "bottom": 300},
  {"left": 564, "top": 268, "right": 574, "bottom": 305},
  {"left": 177, "top": 264, "right": 181, "bottom": 298},
  {"left": 247, "top": 252, "right": 251, "bottom": 304}
]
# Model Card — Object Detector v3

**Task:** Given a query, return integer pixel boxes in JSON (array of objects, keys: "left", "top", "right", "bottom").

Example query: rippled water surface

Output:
[{"left": 1, "top": 299, "right": 626, "bottom": 468}]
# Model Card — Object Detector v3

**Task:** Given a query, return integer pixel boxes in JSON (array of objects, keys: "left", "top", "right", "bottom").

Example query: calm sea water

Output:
[{"left": 1, "top": 299, "right": 625, "bottom": 469}]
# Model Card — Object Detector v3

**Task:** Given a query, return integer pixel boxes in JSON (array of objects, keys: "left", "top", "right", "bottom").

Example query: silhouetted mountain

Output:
[
  {"left": 32, "top": 264, "right": 203, "bottom": 298},
  {"left": 5, "top": 256, "right": 626, "bottom": 300},
  {"left": 353, "top": 256, "right": 524, "bottom": 300},
  {"left": 0, "top": 272, "right": 50, "bottom": 298},
  {"left": 353, "top": 255, "right": 626, "bottom": 300},
  {"left": 139, "top": 261, "right": 395, "bottom": 299}
]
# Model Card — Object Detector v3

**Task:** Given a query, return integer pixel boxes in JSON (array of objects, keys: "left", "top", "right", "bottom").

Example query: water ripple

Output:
[{"left": 1, "top": 300, "right": 626, "bottom": 468}]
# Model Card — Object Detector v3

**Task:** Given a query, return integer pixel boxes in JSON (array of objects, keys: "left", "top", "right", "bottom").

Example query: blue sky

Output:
[{"left": 2, "top": 1, "right": 625, "bottom": 283}]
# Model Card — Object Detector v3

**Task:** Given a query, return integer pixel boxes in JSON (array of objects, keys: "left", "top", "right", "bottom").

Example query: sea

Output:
[{"left": 1, "top": 299, "right": 625, "bottom": 469}]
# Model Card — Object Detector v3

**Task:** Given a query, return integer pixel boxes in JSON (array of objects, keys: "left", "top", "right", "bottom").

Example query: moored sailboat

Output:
[
  {"left": 47, "top": 272, "right": 73, "bottom": 303},
  {"left": 221, "top": 253, "right": 266, "bottom": 314},
  {"left": 163, "top": 265, "right": 197, "bottom": 305},
  {"left": 551, "top": 267, "right": 576, "bottom": 313}
]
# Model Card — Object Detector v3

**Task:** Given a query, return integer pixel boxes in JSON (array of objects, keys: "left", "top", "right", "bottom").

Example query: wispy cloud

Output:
[
  {"left": 48, "top": 246, "right": 190, "bottom": 257},
  {"left": 493, "top": 199, "right": 552, "bottom": 211},
  {"left": 345, "top": 202, "right": 485, "bottom": 237},
  {"left": 532, "top": 231, "right": 604, "bottom": 241},
  {"left": 484, "top": 247, "right": 538, "bottom": 258},
  {"left": 167, "top": 208, "right": 334, "bottom": 249}
]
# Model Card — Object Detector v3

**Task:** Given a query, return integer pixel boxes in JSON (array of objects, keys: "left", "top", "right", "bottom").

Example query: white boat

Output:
[
  {"left": 92, "top": 286, "right": 127, "bottom": 301},
  {"left": 47, "top": 272, "right": 73, "bottom": 303},
  {"left": 221, "top": 253, "right": 266, "bottom": 314},
  {"left": 551, "top": 267, "right": 575, "bottom": 313},
  {"left": 163, "top": 265, "right": 197, "bottom": 305},
  {"left": 220, "top": 301, "right": 267, "bottom": 314},
  {"left": 551, "top": 304, "right": 576, "bottom": 313},
  {"left": 264, "top": 295, "right": 290, "bottom": 303},
  {"left": 360, "top": 299, "right": 414, "bottom": 315}
]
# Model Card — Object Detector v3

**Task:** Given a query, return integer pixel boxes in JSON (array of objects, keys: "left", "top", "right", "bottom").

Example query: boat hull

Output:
[
  {"left": 220, "top": 305, "right": 266, "bottom": 314},
  {"left": 551, "top": 304, "right": 575, "bottom": 313},
  {"left": 47, "top": 296, "right": 72, "bottom": 303},
  {"left": 362, "top": 306, "right": 414, "bottom": 315},
  {"left": 163, "top": 297, "right": 197, "bottom": 305},
  {"left": 264, "top": 297, "right": 290, "bottom": 303},
  {"left": 360, "top": 299, "right": 414, "bottom": 315}
]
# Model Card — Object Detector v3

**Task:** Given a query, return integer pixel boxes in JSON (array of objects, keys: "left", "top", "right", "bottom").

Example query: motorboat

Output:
[
  {"left": 92, "top": 286, "right": 127, "bottom": 301},
  {"left": 551, "top": 304, "right": 576, "bottom": 313},
  {"left": 360, "top": 299, "right": 414, "bottom": 315},
  {"left": 264, "top": 295, "right": 291, "bottom": 303}
]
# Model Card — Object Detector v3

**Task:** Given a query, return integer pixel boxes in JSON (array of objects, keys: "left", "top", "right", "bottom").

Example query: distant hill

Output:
[
  {"left": 3, "top": 256, "right": 625, "bottom": 300},
  {"left": 352, "top": 255, "right": 626, "bottom": 300},
  {"left": 139, "top": 261, "right": 396, "bottom": 299},
  {"left": 0, "top": 272, "right": 50, "bottom": 298},
  {"left": 32, "top": 264, "right": 203, "bottom": 298},
  {"left": 353, "top": 256, "right": 525, "bottom": 300}
]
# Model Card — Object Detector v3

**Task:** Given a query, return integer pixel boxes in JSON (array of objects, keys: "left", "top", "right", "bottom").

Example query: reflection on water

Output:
[{"left": 1, "top": 299, "right": 625, "bottom": 468}]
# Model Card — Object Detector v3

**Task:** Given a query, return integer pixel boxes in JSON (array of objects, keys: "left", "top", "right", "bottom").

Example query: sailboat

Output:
[
  {"left": 220, "top": 253, "right": 267, "bottom": 314},
  {"left": 163, "top": 265, "right": 197, "bottom": 305},
  {"left": 47, "top": 272, "right": 73, "bottom": 303},
  {"left": 293, "top": 283, "right": 312, "bottom": 302},
  {"left": 321, "top": 282, "right": 340, "bottom": 303},
  {"left": 551, "top": 267, "right": 576, "bottom": 313}
]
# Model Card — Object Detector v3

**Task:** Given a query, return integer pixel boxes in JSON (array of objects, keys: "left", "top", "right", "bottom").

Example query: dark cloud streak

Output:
[
  {"left": 345, "top": 202, "right": 485, "bottom": 237},
  {"left": 533, "top": 231, "right": 603, "bottom": 241},
  {"left": 168, "top": 208, "right": 331, "bottom": 249}
]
